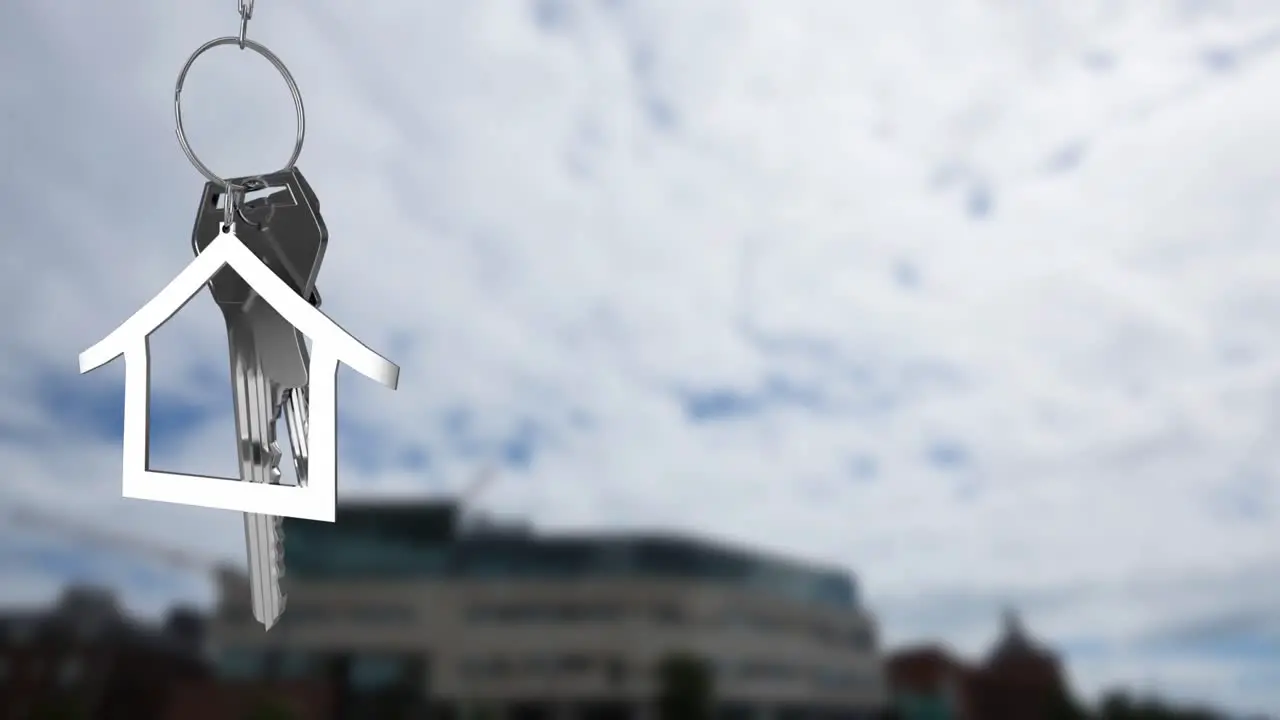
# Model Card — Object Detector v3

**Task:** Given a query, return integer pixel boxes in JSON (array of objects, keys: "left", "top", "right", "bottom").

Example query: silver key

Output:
[
  {"left": 195, "top": 170, "right": 327, "bottom": 631},
  {"left": 227, "top": 304, "right": 289, "bottom": 630},
  {"left": 228, "top": 300, "right": 313, "bottom": 630}
]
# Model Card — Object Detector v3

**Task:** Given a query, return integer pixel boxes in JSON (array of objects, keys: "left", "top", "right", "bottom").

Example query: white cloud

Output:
[{"left": 3, "top": 0, "right": 1280, "bottom": 714}]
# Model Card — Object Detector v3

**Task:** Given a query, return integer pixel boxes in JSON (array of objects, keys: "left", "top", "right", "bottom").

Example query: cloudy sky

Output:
[{"left": 3, "top": 0, "right": 1280, "bottom": 714}]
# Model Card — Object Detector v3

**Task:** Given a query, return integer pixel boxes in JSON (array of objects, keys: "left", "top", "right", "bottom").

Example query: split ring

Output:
[{"left": 174, "top": 36, "right": 306, "bottom": 188}]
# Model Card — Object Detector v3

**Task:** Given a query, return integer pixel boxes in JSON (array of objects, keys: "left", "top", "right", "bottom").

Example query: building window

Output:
[
  {"left": 57, "top": 657, "right": 82, "bottom": 687},
  {"left": 651, "top": 604, "right": 686, "bottom": 624},
  {"left": 222, "top": 604, "right": 254, "bottom": 623},
  {"left": 466, "top": 603, "right": 625, "bottom": 624},
  {"left": 287, "top": 606, "right": 333, "bottom": 624},
  {"left": 557, "top": 654, "right": 593, "bottom": 674},
  {"left": 523, "top": 656, "right": 554, "bottom": 676},
  {"left": 558, "top": 604, "right": 623, "bottom": 622},
  {"left": 278, "top": 651, "right": 319, "bottom": 680},
  {"left": 737, "top": 662, "right": 803, "bottom": 682},
  {"left": 349, "top": 654, "right": 408, "bottom": 691},
  {"left": 9, "top": 622, "right": 34, "bottom": 646},
  {"left": 461, "top": 655, "right": 610, "bottom": 681},
  {"left": 849, "top": 626, "right": 872, "bottom": 650},
  {"left": 460, "top": 657, "right": 514, "bottom": 680},
  {"left": 605, "top": 658, "right": 626, "bottom": 685},
  {"left": 348, "top": 605, "right": 415, "bottom": 624},
  {"left": 814, "top": 668, "right": 867, "bottom": 689},
  {"left": 216, "top": 648, "right": 268, "bottom": 680}
]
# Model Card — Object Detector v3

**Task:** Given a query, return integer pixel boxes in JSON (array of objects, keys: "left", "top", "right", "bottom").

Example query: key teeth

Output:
[
  {"left": 274, "top": 517, "right": 287, "bottom": 578},
  {"left": 267, "top": 440, "right": 283, "bottom": 484}
]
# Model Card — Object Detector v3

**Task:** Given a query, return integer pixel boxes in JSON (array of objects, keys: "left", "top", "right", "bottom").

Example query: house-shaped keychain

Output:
[{"left": 79, "top": 227, "right": 399, "bottom": 523}]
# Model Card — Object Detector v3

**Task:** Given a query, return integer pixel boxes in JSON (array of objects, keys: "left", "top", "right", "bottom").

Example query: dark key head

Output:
[{"left": 193, "top": 167, "right": 328, "bottom": 308}]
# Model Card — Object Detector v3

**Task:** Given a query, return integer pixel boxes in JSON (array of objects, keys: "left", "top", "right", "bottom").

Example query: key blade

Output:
[
  {"left": 244, "top": 512, "right": 287, "bottom": 629},
  {"left": 226, "top": 316, "right": 278, "bottom": 485},
  {"left": 224, "top": 311, "right": 289, "bottom": 631},
  {"left": 285, "top": 386, "right": 310, "bottom": 487},
  {"left": 247, "top": 302, "right": 309, "bottom": 389}
]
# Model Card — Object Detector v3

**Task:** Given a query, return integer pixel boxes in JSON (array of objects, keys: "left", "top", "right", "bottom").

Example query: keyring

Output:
[{"left": 174, "top": 36, "right": 305, "bottom": 188}]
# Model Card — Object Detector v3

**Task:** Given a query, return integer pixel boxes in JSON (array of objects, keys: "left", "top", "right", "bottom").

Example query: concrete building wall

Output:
[{"left": 212, "top": 575, "right": 885, "bottom": 709}]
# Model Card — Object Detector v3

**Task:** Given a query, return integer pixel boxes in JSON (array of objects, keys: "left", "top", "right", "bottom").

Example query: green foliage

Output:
[
  {"left": 1047, "top": 688, "right": 1090, "bottom": 720},
  {"left": 371, "top": 684, "right": 425, "bottom": 720},
  {"left": 656, "top": 652, "right": 715, "bottom": 720},
  {"left": 1092, "top": 689, "right": 1227, "bottom": 720},
  {"left": 243, "top": 696, "right": 297, "bottom": 720},
  {"left": 29, "top": 695, "right": 88, "bottom": 720}
]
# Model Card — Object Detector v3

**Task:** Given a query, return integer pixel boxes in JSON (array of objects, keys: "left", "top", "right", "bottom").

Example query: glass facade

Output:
[
  {"left": 348, "top": 654, "right": 409, "bottom": 691},
  {"left": 284, "top": 503, "right": 858, "bottom": 609},
  {"left": 215, "top": 648, "right": 267, "bottom": 680}
]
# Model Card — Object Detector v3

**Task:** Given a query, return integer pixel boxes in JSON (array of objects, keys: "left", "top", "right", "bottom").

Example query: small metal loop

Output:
[
  {"left": 235, "top": 201, "right": 261, "bottom": 230},
  {"left": 223, "top": 182, "right": 236, "bottom": 229},
  {"left": 173, "top": 36, "right": 306, "bottom": 187},
  {"left": 238, "top": 0, "right": 255, "bottom": 50}
]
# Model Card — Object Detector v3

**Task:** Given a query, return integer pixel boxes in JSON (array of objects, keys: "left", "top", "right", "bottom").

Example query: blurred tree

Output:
[
  {"left": 369, "top": 683, "right": 423, "bottom": 720},
  {"left": 29, "top": 697, "right": 87, "bottom": 720},
  {"left": 244, "top": 696, "right": 297, "bottom": 720},
  {"left": 1095, "top": 688, "right": 1229, "bottom": 720},
  {"left": 878, "top": 705, "right": 905, "bottom": 720},
  {"left": 1100, "top": 690, "right": 1136, "bottom": 720},
  {"left": 1047, "top": 687, "right": 1089, "bottom": 720},
  {"left": 657, "top": 652, "right": 715, "bottom": 720}
]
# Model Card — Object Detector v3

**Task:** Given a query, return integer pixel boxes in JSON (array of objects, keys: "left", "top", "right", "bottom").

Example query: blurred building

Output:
[
  {"left": 203, "top": 500, "right": 886, "bottom": 720},
  {"left": 884, "top": 646, "right": 973, "bottom": 720},
  {"left": 884, "top": 610, "right": 1075, "bottom": 720},
  {"left": 0, "top": 585, "right": 209, "bottom": 720}
]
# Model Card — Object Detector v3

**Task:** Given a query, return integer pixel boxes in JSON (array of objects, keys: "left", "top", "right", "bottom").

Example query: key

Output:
[
  {"left": 225, "top": 308, "right": 290, "bottom": 629},
  {"left": 194, "top": 168, "right": 328, "bottom": 303},
  {"left": 193, "top": 170, "right": 328, "bottom": 630},
  {"left": 197, "top": 169, "right": 325, "bottom": 394}
]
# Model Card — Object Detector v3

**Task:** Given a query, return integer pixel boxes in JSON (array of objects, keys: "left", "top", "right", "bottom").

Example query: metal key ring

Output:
[{"left": 174, "top": 36, "right": 305, "bottom": 188}]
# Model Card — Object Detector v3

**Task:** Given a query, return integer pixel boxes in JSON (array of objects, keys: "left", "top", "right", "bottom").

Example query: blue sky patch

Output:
[
  {"left": 531, "top": 0, "right": 571, "bottom": 32},
  {"left": 501, "top": 421, "right": 539, "bottom": 470},
  {"left": 439, "top": 407, "right": 546, "bottom": 470},
  {"left": 36, "top": 373, "right": 125, "bottom": 442},
  {"left": 1201, "top": 47, "right": 1238, "bottom": 73},
  {"left": 849, "top": 454, "right": 878, "bottom": 482},
  {"left": 35, "top": 371, "right": 212, "bottom": 448},
  {"left": 967, "top": 184, "right": 994, "bottom": 219},
  {"left": 894, "top": 260, "right": 921, "bottom": 289},
  {"left": 682, "top": 388, "right": 760, "bottom": 422},
  {"left": 18, "top": 545, "right": 106, "bottom": 582},
  {"left": 1046, "top": 140, "right": 1087, "bottom": 174},
  {"left": 680, "top": 373, "right": 833, "bottom": 424},
  {"left": 395, "top": 445, "right": 431, "bottom": 472},
  {"left": 927, "top": 440, "right": 970, "bottom": 469}
]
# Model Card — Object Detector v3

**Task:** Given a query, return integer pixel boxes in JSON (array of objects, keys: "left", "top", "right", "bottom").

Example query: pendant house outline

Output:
[{"left": 79, "top": 226, "right": 400, "bottom": 523}]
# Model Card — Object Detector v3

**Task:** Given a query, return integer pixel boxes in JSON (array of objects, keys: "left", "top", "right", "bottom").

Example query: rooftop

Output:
[
  {"left": 984, "top": 608, "right": 1057, "bottom": 667},
  {"left": 281, "top": 500, "right": 860, "bottom": 609},
  {"left": 0, "top": 586, "right": 206, "bottom": 658}
]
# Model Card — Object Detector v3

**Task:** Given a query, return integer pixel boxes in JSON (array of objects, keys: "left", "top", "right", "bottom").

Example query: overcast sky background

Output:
[{"left": 3, "top": 0, "right": 1280, "bottom": 714}]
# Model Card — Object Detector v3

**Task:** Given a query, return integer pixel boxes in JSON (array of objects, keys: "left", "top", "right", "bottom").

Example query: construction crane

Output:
[
  {"left": 3, "top": 465, "right": 501, "bottom": 576},
  {"left": 459, "top": 463, "right": 499, "bottom": 508},
  {"left": 0, "top": 502, "right": 245, "bottom": 585},
  {"left": 3, "top": 465, "right": 504, "bottom": 588}
]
